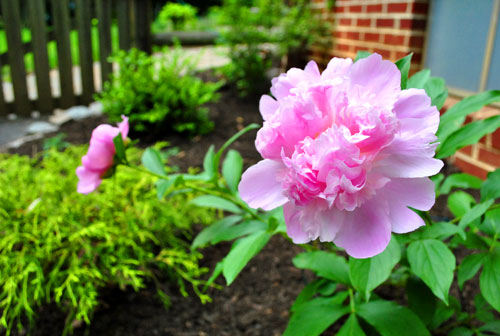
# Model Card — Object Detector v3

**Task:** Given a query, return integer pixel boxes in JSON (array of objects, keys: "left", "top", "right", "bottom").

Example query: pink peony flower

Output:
[
  {"left": 239, "top": 54, "right": 443, "bottom": 258},
  {"left": 76, "top": 116, "right": 129, "bottom": 194}
]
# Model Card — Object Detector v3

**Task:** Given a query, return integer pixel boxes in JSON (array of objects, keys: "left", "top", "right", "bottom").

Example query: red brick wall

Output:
[{"left": 310, "top": 0, "right": 429, "bottom": 74}]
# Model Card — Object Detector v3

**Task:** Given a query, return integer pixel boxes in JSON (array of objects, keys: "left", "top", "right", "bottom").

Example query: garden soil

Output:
[{"left": 7, "top": 86, "right": 482, "bottom": 336}]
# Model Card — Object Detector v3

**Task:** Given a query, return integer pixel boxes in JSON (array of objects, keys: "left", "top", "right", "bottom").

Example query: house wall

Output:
[{"left": 310, "top": 0, "right": 500, "bottom": 179}]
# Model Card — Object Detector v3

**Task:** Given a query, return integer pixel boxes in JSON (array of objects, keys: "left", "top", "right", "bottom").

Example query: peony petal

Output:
[
  {"left": 321, "top": 57, "right": 353, "bottom": 80},
  {"left": 76, "top": 166, "right": 102, "bottom": 194},
  {"left": 118, "top": 115, "right": 129, "bottom": 138},
  {"left": 284, "top": 202, "right": 311, "bottom": 244},
  {"left": 375, "top": 154, "right": 443, "bottom": 178},
  {"left": 259, "top": 95, "right": 279, "bottom": 120},
  {"left": 383, "top": 178, "right": 436, "bottom": 211},
  {"left": 388, "top": 204, "right": 425, "bottom": 234},
  {"left": 90, "top": 124, "right": 120, "bottom": 147},
  {"left": 394, "top": 89, "right": 440, "bottom": 135},
  {"left": 304, "top": 60, "right": 321, "bottom": 77},
  {"left": 349, "top": 53, "right": 401, "bottom": 107},
  {"left": 81, "top": 141, "right": 115, "bottom": 171},
  {"left": 239, "top": 159, "right": 288, "bottom": 211},
  {"left": 334, "top": 198, "right": 392, "bottom": 258}
]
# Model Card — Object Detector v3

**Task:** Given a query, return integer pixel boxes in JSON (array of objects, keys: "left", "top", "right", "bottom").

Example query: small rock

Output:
[
  {"left": 26, "top": 121, "right": 58, "bottom": 134},
  {"left": 49, "top": 109, "right": 72, "bottom": 125},
  {"left": 66, "top": 105, "right": 92, "bottom": 120}
]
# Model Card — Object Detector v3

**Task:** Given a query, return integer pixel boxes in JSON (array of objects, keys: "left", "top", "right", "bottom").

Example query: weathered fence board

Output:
[
  {"left": 28, "top": 0, "right": 53, "bottom": 115},
  {"left": 1, "top": 0, "right": 31, "bottom": 116},
  {"left": 51, "top": 0, "right": 75, "bottom": 108},
  {"left": 76, "top": 0, "right": 94, "bottom": 105},
  {"left": 0, "top": 57, "right": 7, "bottom": 116},
  {"left": 0, "top": 0, "right": 152, "bottom": 117}
]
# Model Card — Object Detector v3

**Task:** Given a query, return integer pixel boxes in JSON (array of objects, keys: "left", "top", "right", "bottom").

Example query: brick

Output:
[
  {"left": 412, "top": 52, "right": 423, "bottom": 63},
  {"left": 357, "top": 18, "right": 371, "bottom": 27},
  {"left": 401, "top": 19, "right": 427, "bottom": 30},
  {"left": 409, "top": 36, "right": 424, "bottom": 48},
  {"left": 479, "top": 148, "right": 500, "bottom": 168},
  {"left": 366, "top": 4, "right": 382, "bottom": 13},
  {"left": 454, "top": 157, "right": 489, "bottom": 180},
  {"left": 388, "top": 3, "right": 407, "bottom": 13},
  {"left": 410, "top": 2, "right": 429, "bottom": 14},
  {"left": 337, "top": 43, "right": 350, "bottom": 51},
  {"left": 333, "top": 31, "right": 343, "bottom": 39},
  {"left": 334, "top": 5, "right": 346, "bottom": 13},
  {"left": 492, "top": 129, "right": 500, "bottom": 150},
  {"left": 395, "top": 51, "right": 409, "bottom": 59},
  {"left": 364, "top": 33, "right": 380, "bottom": 42},
  {"left": 374, "top": 48, "right": 391, "bottom": 59},
  {"left": 459, "top": 145, "right": 473, "bottom": 156},
  {"left": 349, "top": 5, "right": 363, "bottom": 13},
  {"left": 384, "top": 34, "right": 406, "bottom": 46},
  {"left": 339, "top": 18, "right": 352, "bottom": 25},
  {"left": 377, "top": 19, "right": 395, "bottom": 28},
  {"left": 347, "top": 32, "right": 360, "bottom": 40},
  {"left": 354, "top": 45, "right": 369, "bottom": 53}
]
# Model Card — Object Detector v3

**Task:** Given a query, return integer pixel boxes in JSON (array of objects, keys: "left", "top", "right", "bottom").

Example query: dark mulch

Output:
[{"left": 6, "top": 85, "right": 484, "bottom": 336}]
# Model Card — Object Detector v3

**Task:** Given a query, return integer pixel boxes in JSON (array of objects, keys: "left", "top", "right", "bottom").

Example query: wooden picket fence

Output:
[{"left": 0, "top": 0, "right": 152, "bottom": 117}]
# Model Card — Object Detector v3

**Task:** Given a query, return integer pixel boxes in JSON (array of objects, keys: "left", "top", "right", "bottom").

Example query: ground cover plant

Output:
[
  {"left": 81, "top": 51, "right": 500, "bottom": 335},
  {"left": 0, "top": 146, "right": 217, "bottom": 335},
  {"left": 152, "top": 3, "right": 198, "bottom": 32},
  {"left": 97, "top": 46, "right": 222, "bottom": 136}
]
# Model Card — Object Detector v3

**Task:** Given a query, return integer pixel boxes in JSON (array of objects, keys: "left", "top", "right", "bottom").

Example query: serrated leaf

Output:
[
  {"left": 407, "top": 239, "right": 455, "bottom": 304},
  {"left": 222, "top": 149, "right": 243, "bottom": 193},
  {"left": 349, "top": 237, "right": 400, "bottom": 299},
  {"left": 481, "top": 169, "right": 500, "bottom": 202},
  {"left": 337, "top": 314, "right": 366, "bottom": 336},
  {"left": 479, "top": 250, "right": 500, "bottom": 312},
  {"left": 190, "top": 195, "right": 242, "bottom": 213},
  {"left": 222, "top": 231, "right": 271, "bottom": 285},
  {"left": 357, "top": 300, "right": 430, "bottom": 336},
  {"left": 408, "top": 69, "right": 430, "bottom": 89},
  {"left": 458, "top": 253, "right": 486, "bottom": 290},
  {"left": 141, "top": 147, "right": 165, "bottom": 176},
  {"left": 437, "top": 115, "right": 500, "bottom": 158},
  {"left": 458, "top": 199, "right": 494, "bottom": 229},
  {"left": 440, "top": 173, "right": 483, "bottom": 195},
  {"left": 438, "top": 90, "right": 500, "bottom": 144},
  {"left": 448, "top": 191, "right": 475, "bottom": 218},
  {"left": 284, "top": 297, "right": 349, "bottom": 336},
  {"left": 293, "top": 251, "right": 350, "bottom": 284},
  {"left": 424, "top": 77, "right": 447, "bottom": 110},
  {"left": 395, "top": 53, "right": 412, "bottom": 89},
  {"left": 191, "top": 215, "right": 242, "bottom": 249}
]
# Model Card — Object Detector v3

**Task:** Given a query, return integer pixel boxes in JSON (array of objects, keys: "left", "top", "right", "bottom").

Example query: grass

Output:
[{"left": 0, "top": 20, "right": 119, "bottom": 79}]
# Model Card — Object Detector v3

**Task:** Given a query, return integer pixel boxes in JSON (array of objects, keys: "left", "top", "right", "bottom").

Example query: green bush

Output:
[
  {"left": 154, "top": 3, "right": 198, "bottom": 31},
  {"left": 0, "top": 146, "right": 216, "bottom": 335},
  {"left": 98, "top": 47, "right": 222, "bottom": 136}
]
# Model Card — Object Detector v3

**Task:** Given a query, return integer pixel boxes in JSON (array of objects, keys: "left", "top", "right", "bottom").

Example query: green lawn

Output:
[{"left": 0, "top": 21, "right": 119, "bottom": 79}]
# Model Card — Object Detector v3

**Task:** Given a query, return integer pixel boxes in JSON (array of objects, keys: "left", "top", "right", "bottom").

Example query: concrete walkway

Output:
[{"left": 0, "top": 46, "right": 230, "bottom": 150}]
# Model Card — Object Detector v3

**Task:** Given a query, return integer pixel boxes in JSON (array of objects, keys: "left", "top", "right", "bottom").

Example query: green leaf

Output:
[
  {"left": 481, "top": 169, "right": 500, "bottom": 202},
  {"left": 337, "top": 314, "right": 366, "bottom": 336},
  {"left": 437, "top": 115, "right": 500, "bottom": 158},
  {"left": 191, "top": 215, "right": 242, "bottom": 249},
  {"left": 440, "top": 173, "right": 483, "bottom": 195},
  {"left": 203, "top": 145, "right": 216, "bottom": 180},
  {"left": 190, "top": 195, "right": 242, "bottom": 213},
  {"left": 395, "top": 53, "right": 412, "bottom": 89},
  {"left": 291, "top": 279, "right": 330, "bottom": 312},
  {"left": 211, "top": 219, "right": 268, "bottom": 244},
  {"left": 424, "top": 77, "right": 448, "bottom": 110},
  {"left": 214, "top": 123, "right": 260, "bottom": 165},
  {"left": 438, "top": 90, "right": 500, "bottom": 144},
  {"left": 357, "top": 300, "right": 430, "bottom": 336},
  {"left": 458, "top": 199, "right": 494, "bottom": 229},
  {"left": 113, "top": 134, "right": 127, "bottom": 163},
  {"left": 141, "top": 147, "right": 166, "bottom": 176},
  {"left": 354, "top": 51, "right": 371, "bottom": 62},
  {"left": 479, "top": 250, "right": 500, "bottom": 312},
  {"left": 222, "top": 149, "right": 243, "bottom": 193},
  {"left": 479, "top": 321, "right": 500, "bottom": 334},
  {"left": 458, "top": 253, "right": 486, "bottom": 290},
  {"left": 408, "top": 69, "right": 430, "bottom": 89},
  {"left": 449, "top": 327, "right": 474, "bottom": 336},
  {"left": 293, "top": 251, "right": 350, "bottom": 284},
  {"left": 481, "top": 208, "right": 500, "bottom": 236},
  {"left": 407, "top": 239, "right": 455, "bottom": 304},
  {"left": 156, "top": 178, "right": 175, "bottom": 199},
  {"left": 222, "top": 231, "right": 271, "bottom": 285},
  {"left": 284, "top": 297, "right": 349, "bottom": 336},
  {"left": 448, "top": 191, "right": 475, "bottom": 218},
  {"left": 406, "top": 277, "right": 437, "bottom": 326},
  {"left": 204, "top": 261, "right": 223, "bottom": 289},
  {"left": 349, "top": 237, "right": 401, "bottom": 299},
  {"left": 416, "top": 222, "right": 465, "bottom": 240}
]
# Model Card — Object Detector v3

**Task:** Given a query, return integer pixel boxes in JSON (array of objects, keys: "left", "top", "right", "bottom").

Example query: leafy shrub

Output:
[
  {"left": 98, "top": 47, "right": 222, "bottom": 136},
  {"left": 0, "top": 146, "right": 216, "bottom": 334},
  {"left": 155, "top": 3, "right": 198, "bottom": 31}
]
